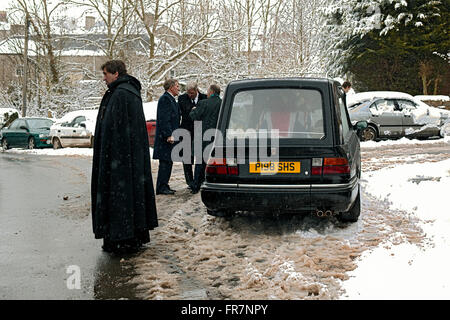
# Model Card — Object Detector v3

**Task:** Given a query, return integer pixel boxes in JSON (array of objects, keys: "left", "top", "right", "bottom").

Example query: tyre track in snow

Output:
[{"left": 131, "top": 142, "right": 449, "bottom": 299}]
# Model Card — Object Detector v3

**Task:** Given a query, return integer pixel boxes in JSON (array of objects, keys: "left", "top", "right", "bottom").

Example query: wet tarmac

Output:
[{"left": 0, "top": 152, "right": 140, "bottom": 299}]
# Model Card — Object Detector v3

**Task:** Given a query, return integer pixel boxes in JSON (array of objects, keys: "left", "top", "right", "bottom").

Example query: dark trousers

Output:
[
  {"left": 156, "top": 160, "right": 173, "bottom": 192},
  {"left": 183, "top": 163, "right": 194, "bottom": 187},
  {"left": 182, "top": 137, "right": 194, "bottom": 187},
  {"left": 192, "top": 161, "right": 206, "bottom": 191}
]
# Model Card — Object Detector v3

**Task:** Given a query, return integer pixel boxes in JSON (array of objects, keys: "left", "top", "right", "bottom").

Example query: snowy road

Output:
[
  {"left": 130, "top": 139, "right": 450, "bottom": 299},
  {"left": 1, "top": 138, "right": 449, "bottom": 299},
  {"left": 0, "top": 152, "right": 138, "bottom": 299}
]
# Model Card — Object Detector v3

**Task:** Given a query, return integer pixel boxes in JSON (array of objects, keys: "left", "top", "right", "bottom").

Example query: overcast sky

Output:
[
  {"left": 0, "top": 0, "right": 13, "bottom": 11},
  {"left": 0, "top": 1, "right": 88, "bottom": 18}
]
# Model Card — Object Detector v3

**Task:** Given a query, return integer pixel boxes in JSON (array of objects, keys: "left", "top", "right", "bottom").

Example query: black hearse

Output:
[{"left": 200, "top": 78, "right": 367, "bottom": 222}]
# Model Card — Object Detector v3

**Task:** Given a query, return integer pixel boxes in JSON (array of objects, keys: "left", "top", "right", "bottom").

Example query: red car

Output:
[{"left": 146, "top": 120, "right": 156, "bottom": 147}]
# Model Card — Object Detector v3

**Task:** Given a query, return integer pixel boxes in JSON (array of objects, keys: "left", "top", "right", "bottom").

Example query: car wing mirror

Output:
[
  {"left": 80, "top": 123, "right": 86, "bottom": 128},
  {"left": 19, "top": 125, "right": 29, "bottom": 131},
  {"left": 354, "top": 121, "right": 368, "bottom": 131}
]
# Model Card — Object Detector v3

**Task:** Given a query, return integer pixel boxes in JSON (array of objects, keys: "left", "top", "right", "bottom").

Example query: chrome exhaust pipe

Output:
[
  {"left": 325, "top": 210, "right": 332, "bottom": 217},
  {"left": 316, "top": 210, "right": 324, "bottom": 217}
]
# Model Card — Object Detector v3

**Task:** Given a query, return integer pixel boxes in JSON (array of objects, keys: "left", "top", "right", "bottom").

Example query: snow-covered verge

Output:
[
  {"left": 1, "top": 147, "right": 94, "bottom": 157},
  {"left": 340, "top": 159, "right": 450, "bottom": 299},
  {"left": 1, "top": 147, "right": 154, "bottom": 158},
  {"left": 361, "top": 136, "right": 450, "bottom": 149}
]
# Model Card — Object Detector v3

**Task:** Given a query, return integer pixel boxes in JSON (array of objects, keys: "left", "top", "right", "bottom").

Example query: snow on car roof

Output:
[
  {"left": 57, "top": 109, "right": 99, "bottom": 123},
  {"left": 347, "top": 91, "right": 430, "bottom": 108}
]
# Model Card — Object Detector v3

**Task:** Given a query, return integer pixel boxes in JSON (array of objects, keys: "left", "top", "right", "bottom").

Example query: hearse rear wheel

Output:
[{"left": 337, "top": 186, "right": 361, "bottom": 223}]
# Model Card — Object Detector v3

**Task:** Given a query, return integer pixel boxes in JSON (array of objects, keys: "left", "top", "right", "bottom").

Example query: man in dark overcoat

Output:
[
  {"left": 177, "top": 82, "right": 207, "bottom": 189},
  {"left": 189, "top": 84, "right": 222, "bottom": 194},
  {"left": 153, "top": 78, "right": 180, "bottom": 195},
  {"left": 91, "top": 60, "right": 158, "bottom": 254}
]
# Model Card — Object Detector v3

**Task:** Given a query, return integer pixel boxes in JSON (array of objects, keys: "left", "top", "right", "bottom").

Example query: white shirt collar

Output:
[
  {"left": 193, "top": 92, "right": 199, "bottom": 104},
  {"left": 167, "top": 91, "right": 176, "bottom": 99}
]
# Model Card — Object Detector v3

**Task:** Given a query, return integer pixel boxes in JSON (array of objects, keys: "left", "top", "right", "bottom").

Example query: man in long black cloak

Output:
[{"left": 91, "top": 60, "right": 158, "bottom": 253}]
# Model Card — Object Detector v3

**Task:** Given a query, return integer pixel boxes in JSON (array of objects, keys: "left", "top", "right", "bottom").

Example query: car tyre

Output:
[
  {"left": 338, "top": 186, "right": 360, "bottom": 223},
  {"left": 359, "top": 126, "right": 377, "bottom": 141},
  {"left": 207, "top": 209, "right": 234, "bottom": 218},
  {"left": 53, "top": 137, "right": 62, "bottom": 149},
  {"left": 28, "top": 137, "right": 35, "bottom": 149},
  {"left": 1, "top": 138, "right": 8, "bottom": 150}
]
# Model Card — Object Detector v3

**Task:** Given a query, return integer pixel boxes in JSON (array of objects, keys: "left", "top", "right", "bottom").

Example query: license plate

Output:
[{"left": 249, "top": 162, "right": 301, "bottom": 173}]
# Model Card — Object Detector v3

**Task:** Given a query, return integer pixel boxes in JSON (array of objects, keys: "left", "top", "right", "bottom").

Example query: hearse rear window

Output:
[{"left": 227, "top": 88, "right": 324, "bottom": 139}]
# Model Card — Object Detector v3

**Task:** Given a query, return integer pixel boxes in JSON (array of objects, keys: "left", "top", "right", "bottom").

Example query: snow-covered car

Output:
[
  {"left": 346, "top": 91, "right": 431, "bottom": 110},
  {"left": 49, "top": 109, "right": 98, "bottom": 148},
  {"left": 349, "top": 96, "right": 450, "bottom": 141}
]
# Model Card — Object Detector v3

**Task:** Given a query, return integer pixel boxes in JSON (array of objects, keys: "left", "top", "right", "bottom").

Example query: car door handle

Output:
[{"left": 73, "top": 130, "right": 76, "bottom": 133}]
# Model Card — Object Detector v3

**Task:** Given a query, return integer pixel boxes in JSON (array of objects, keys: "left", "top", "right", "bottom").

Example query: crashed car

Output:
[
  {"left": 349, "top": 95, "right": 450, "bottom": 141},
  {"left": 49, "top": 109, "right": 98, "bottom": 148},
  {"left": 346, "top": 91, "right": 423, "bottom": 110}
]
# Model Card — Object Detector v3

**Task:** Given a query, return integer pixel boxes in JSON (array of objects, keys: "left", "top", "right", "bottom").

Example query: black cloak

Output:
[{"left": 91, "top": 75, "right": 158, "bottom": 243}]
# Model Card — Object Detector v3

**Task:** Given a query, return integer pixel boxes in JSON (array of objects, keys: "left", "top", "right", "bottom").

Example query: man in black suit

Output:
[
  {"left": 153, "top": 78, "right": 180, "bottom": 195},
  {"left": 189, "top": 84, "right": 222, "bottom": 194},
  {"left": 177, "top": 82, "right": 207, "bottom": 189}
]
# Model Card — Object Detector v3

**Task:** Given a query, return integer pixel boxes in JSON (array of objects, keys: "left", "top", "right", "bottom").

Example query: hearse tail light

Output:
[
  {"left": 312, "top": 157, "right": 350, "bottom": 175},
  {"left": 206, "top": 158, "right": 239, "bottom": 175},
  {"left": 323, "top": 157, "right": 350, "bottom": 175}
]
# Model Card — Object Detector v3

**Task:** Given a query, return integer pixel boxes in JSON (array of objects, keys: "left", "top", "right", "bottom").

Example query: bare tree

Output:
[{"left": 67, "top": 0, "right": 134, "bottom": 59}]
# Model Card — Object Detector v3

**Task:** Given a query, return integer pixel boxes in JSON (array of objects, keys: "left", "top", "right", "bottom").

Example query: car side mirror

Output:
[
  {"left": 19, "top": 125, "right": 29, "bottom": 131},
  {"left": 354, "top": 121, "right": 368, "bottom": 131},
  {"left": 80, "top": 122, "right": 86, "bottom": 128}
]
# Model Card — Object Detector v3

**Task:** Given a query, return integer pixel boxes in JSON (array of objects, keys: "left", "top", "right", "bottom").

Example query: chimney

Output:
[
  {"left": 85, "top": 16, "right": 95, "bottom": 30},
  {"left": 0, "top": 11, "right": 7, "bottom": 23}
]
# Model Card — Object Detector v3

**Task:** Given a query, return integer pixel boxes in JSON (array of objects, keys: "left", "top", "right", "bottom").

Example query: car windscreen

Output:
[
  {"left": 27, "top": 119, "right": 54, "bottom": 129},
  {"left": 227, "top": 88, "right": 325, "bottom": 139}
]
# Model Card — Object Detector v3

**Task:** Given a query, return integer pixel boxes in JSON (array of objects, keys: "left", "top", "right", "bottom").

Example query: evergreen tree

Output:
[{"left": 321, "top": 0, "right": 449, "bottom": 94}]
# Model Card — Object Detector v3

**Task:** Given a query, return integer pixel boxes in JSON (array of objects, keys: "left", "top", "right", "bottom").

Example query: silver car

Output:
[
  {"left": 49, "top": 109, "right": 98, "bottom": 148},
  {"left": 349, "top": 96, "right": 450, "bottom": 141}
]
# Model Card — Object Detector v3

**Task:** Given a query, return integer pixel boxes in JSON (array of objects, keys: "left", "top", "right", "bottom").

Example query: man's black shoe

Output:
[
  {"left": 156, "top": 189, "right": 175, "bottom": 195},
  {"left": 187, "top": 183, "right": 195, "bottom": 190},
  {"left": 168, "top": 187, "right": 177, "bottom": 192},
  {"left": 190, "top": 188, "right": 199, "bottom": 194}
]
